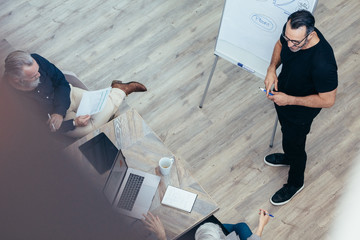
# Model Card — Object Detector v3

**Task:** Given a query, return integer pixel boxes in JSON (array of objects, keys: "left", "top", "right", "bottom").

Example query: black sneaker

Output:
[
  {"left": 264, "top": 153, "right": 290, "bottom": 167},
  {"left": 270, "top": 184, "right": 304, "bottom": 206}
]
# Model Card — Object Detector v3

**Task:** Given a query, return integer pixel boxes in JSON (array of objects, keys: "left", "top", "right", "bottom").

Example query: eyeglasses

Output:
[{"left": 282, "top": 31, "right": 311, "bottom": 47}]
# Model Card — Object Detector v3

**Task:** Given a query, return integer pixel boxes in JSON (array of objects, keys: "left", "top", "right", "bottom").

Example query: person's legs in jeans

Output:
[{"left": 223, "top": 223, "right": 252, "bottom": 240}]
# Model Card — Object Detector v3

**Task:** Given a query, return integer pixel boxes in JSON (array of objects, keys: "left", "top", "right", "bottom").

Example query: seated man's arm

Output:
[
  {"left": 48, "top": 61, "right": 71, "bottom": 116},
  {"left": 32, "top": 54, "right": 71, "bottom": 117},
  {"left": 32, "top": 54, "right": 72, "bottom": 132},
  {"left": 50, "top": 64, "right": 70, "bottom": 116},
  {"left": 57, "top": 119, "right": 75, "bottom": 132},
  {"left": 56, "top": 115, "right": 91, "bottom": 133}
]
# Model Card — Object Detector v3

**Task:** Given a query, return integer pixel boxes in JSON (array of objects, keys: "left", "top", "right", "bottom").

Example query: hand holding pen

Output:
[
  {"left": 259, "top": 208, "right": 274, "bottom": 218},
  {"left": 47, "top": 113, "right": 56, "bottom": 132},
  {"left": 254, "top": 209, "right": 271, "bottom": 237},
  {"left": 259, "top": 87, "right": 274, "bottom": 96},
  {"left": 47, "top": 113, "right": 64, "bottom": 132}
]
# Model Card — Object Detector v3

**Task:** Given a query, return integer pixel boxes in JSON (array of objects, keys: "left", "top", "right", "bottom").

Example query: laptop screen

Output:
[
  {"left": 103, "top": 150, "right": 128, "bottom": 204},
  {"left": 78, "top": 132, "right": 118, "bottom": 174}
]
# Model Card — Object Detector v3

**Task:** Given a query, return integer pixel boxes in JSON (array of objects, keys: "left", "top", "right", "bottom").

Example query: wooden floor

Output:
[{"left": 1, "top": 0, "right": 359, "bottom": 239}]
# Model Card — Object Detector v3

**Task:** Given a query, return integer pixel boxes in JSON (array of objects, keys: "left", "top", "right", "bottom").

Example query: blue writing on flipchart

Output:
[{"left": 251, "top": 14, "right": 276, "bottom": 32}]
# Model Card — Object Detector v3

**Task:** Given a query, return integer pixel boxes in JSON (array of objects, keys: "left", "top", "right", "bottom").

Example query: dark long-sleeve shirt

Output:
[{"left": 15, "top": 54, "right": 75, "bottom": 132}]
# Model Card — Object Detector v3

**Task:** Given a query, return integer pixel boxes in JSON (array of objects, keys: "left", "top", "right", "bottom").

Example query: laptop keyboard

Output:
[{"left": 117, "top": 173, "right": 145, "bottom": 211}]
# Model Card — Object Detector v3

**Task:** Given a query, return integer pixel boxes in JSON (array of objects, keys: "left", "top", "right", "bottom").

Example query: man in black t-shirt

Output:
[{"left": 263, "top": 10, "right": 338, "bottom": 205}]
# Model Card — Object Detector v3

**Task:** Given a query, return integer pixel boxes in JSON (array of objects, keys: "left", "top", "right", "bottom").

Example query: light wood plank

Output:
[{"left": 1, "top": 0, "right": 360, "bottom": 239}]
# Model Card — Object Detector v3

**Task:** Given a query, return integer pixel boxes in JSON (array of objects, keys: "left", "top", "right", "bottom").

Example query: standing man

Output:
[{"left": 264, "top": 10, "right": 338, "bottom": 205}]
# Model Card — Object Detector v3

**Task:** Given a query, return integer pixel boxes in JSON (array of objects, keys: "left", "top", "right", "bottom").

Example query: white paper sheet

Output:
[{"left": 76, "top": 87, "right": 111, "bottom": 116}]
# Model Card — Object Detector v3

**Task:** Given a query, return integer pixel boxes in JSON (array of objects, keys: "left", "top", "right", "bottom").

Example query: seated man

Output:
[{"left": 3, "top": 50, "right": 147, "bottom": 138}]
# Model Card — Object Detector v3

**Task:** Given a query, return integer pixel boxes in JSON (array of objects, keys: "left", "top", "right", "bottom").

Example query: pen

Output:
[
  {"left": 259, "top": 87, "right": 274, "bottom": 96},
  {"left": 260, "top": 209, "right": 274, "bottom": 218},
  {"left": 47, "top": 113, "right": 56, "bottom": 131}
]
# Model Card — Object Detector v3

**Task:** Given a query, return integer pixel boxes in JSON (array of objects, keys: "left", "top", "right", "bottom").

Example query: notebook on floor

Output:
[{"left": 103, "top": 149, "right": 161, "bottom": 219}]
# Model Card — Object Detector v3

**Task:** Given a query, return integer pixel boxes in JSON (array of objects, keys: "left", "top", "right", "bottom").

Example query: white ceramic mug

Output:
[{"left": 159, "top": 157, "right": 174, "bottom": 176}]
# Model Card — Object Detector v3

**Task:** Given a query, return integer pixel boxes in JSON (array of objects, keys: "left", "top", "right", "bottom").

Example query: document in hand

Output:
[
  {"left": 76, "top": 87, "right": 111, "bottom": 116},
  {"left": 161, "top": 186, "right": 197, "bottom": 212}
]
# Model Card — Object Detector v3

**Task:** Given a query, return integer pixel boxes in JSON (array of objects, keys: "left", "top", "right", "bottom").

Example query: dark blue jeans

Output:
[{"left": 223, "top": 223, "right": 252, "bottom": 240}]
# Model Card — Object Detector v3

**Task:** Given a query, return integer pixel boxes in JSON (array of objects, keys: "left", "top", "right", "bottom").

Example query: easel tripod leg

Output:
[
  {"left": 199, "top": 55, "right": 219, "bottom": 108},
  {"left": 269, "top": 115, "right": 278, "bottom": 148}
]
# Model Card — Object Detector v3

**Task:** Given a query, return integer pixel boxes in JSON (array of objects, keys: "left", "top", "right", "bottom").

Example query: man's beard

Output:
[
  {"left": 22, "top": 78, "right": 40, "bottom": 89},
  {"left": 289, "top": 39, "right": 309, "bottom": 52}
]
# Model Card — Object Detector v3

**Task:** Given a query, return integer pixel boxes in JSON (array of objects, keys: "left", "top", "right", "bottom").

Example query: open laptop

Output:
[
  {"left": 78, "top": 132, "right": 118, "bottom": 174},
  {"left": 103, "top": 148, "right": 161, "bottom": 219}
]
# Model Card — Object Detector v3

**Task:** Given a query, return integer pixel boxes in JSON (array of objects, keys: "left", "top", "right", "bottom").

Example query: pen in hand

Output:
[
  {"left": 259, "top": 87, "right": 274, "bottom": 96},
  {"left": 260, "top": 209, "right": 274, "bottom": 218},
  {"left": 47, "top": 113, "right": 56, "bottom": 131}
]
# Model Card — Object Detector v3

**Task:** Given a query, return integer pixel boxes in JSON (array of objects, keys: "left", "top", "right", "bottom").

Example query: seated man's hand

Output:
[
  {"left": 74, "top": 115, "right": 91, "bottom": 127},
  {"left": 48, "top": 113, "right": 64, "bottom": 131}
]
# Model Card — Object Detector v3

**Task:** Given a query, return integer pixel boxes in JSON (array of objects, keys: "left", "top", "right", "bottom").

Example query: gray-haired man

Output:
[{"left": 3, "top": 50, "right": 146, "bottom": 138}]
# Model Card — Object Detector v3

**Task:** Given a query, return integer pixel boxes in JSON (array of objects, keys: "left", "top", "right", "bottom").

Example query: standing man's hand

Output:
[
  {"left": 268, "top": 91, "right": 293, "bottom": 106},
  {"left": 48, "top": 113, "right": 64, "bottom": 131},
  {"left": 264, "top": 68, "right": 278, "bottom": 96},
  {"left": 264, "top": 39, "right": 282, "bottom": 95},
  {"left": 142, "top": 212, "right": 167, "bottom": 240}
]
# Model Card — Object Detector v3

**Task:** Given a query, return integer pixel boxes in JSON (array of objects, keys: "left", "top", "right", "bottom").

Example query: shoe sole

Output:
[
  {"left": 263, "top": 156, "right": 290, "bottom": 167},
  {"left": 270, "top": 185, "right": 304, "bottom": 206}
]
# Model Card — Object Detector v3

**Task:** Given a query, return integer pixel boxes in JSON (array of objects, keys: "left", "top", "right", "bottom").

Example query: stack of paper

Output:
[{"left": 161, "top": 186, "right": 197, "bottom": 212}]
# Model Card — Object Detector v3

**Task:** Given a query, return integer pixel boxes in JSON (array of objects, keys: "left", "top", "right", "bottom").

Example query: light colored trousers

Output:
[{"left": 64, "top": 85, "right": 125, "bottom": 138}]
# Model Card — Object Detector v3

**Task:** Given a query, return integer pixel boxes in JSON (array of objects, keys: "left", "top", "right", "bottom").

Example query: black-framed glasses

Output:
[{"left": 282, "top": 31, "right": 311, "bottom": 47}]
